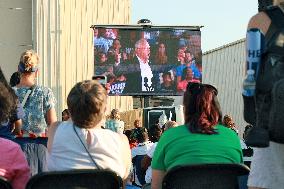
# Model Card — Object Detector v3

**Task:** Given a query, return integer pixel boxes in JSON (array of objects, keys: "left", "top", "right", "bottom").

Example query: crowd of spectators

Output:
[
  {"left": 3, "top": 3, "right": 284, "bottom": 185},
  {"left": 0, "top": 54, "right": 247, "bottom": 188}
]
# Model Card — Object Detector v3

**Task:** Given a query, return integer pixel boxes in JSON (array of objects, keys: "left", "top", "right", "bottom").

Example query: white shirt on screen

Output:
[{"left": 137, "top": 56, "right": 154, "bottom": 92}]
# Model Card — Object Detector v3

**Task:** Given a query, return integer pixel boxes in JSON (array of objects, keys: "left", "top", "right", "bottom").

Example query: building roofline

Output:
[{"left": 203, "top": 38, "right": 245, "bottom": 55}]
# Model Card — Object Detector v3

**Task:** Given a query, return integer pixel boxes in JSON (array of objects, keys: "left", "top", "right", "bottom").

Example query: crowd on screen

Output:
[{"left": 94, "top": 28, "right": 202, "bottom": 95}]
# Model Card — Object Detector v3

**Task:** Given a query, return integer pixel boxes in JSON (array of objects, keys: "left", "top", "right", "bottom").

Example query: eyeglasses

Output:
[{"left": 186, "top": 82, "right": 218, "bottom": 96}]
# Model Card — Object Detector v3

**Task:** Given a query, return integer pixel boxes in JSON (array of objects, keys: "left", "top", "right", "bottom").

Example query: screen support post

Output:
[
  {"left": 138, "top": 96, "right": 152, "bottom": 109},
  {"left": 140, "top": 96, "right": 144, "bottom": 109}
]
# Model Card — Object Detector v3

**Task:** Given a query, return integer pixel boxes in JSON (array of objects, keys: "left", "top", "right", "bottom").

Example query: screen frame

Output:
[
  {"left": 91, "top": 25, "right": 203, "bottom": 30},
  {"left": 92, "top": 24, "right": 203, "bottom": 96}
]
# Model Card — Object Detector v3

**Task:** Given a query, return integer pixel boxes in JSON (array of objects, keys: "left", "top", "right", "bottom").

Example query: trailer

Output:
[
  {"left": 119, "top": 105, "right": 184, "bottom": 130},
  {"left": 142, "top": 105, "right": 184, "bottom": 129}
]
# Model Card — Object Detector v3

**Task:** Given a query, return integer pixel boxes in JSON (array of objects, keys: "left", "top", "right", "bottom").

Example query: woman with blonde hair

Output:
[
  {"left": 14, "top": 50, "right": 57, "bottom": 132},
  {"left": 13, "top": 49, "right": 57, "bottom": 175},
  {"left": 105, "top": 108, "right": 125, "bottom": 134}
]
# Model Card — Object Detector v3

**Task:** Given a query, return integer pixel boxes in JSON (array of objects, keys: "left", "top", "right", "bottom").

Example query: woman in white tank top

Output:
[{"left": 47, "top": 80, "right": 131, "bottom": 180}]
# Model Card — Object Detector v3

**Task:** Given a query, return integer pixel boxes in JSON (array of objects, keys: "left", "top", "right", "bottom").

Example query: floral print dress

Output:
[{"left": 13, "top": 85, "right": 56, "bottom": 136}]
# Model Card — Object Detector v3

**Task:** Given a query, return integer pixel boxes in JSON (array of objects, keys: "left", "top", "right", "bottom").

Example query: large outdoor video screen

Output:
[{"left": 93, "top": 25, "right": 202, "bottom": 96}]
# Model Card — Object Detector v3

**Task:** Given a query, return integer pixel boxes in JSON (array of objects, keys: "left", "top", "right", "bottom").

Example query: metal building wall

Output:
[
  {"left": 0, "top": 0, "right": 32, "bottom": 80},
  {"left": 33, "top": 0, "right": 132, "bottom": 118},
  {"left": 202, "top": 39, "right": 247, "bottom": 135}
]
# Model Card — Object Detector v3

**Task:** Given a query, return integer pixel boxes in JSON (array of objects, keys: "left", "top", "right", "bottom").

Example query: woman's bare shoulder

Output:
[{"left": 247, "top": 12, "right": 271, "bottom": 34}]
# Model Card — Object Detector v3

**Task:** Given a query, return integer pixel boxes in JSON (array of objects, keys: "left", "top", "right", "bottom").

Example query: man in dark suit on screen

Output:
[{"left": 124, "top": 38, "right": 156, "bottom": 94}]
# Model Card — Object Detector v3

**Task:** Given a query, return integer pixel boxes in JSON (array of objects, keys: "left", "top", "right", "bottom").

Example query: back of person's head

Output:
[
  {"left": 183, "top": 82, "right": 222, "bottom": 134},
  {"left": 9, "top": 72, "right": 20, "bottom": 87},
  {"left": 0, "top": 67, "right": 9, "bottom": 88},
  {"left": 62, "top": 109, "right": 70, "bottom": 121},
  {"left": 124, "top": 129, "right": 136, "bottom": 143},
  {"left": 110, "top": 108, "right": 120, "bottom": 120},
  {"left": 243, "top": 124, "right": 253, "bottom": 139},
  {"left": 67, "top": 80, "right": 107, "bottom": 129},
  {"left": 134, "top": 119, "right": 141, "bottom": 128},
  {"left": 134, "top": 127, "right": 148, "bottom": 143},
  {"left": 223, "top": 114, "right": 238, "bottom": 129},
  {"left": 62, "top": 108, "right": 69, "bottom": 115},
  {"left": 0, "top": 67, "right": 17, "bottom": 104},
  {"left": 0, "top": 82, "right": 14, "bottom": 123},
  {"left": 164, "top": 121, "right": 179, "bottom": 131},
  {"left": 148, "top": 124, "right": 163, "bottom": 142},
  {"left": 124, "top": 129, "right": 132, "bottom": 139},
  {"left": 223, "top": 114, "right": 234, "bottom": 128},
  {"left": 18, "top": 50, "right": 39, "bottom": 74},
  {"left": 223, "top": 114, "right": 238, "bottom": 133}
]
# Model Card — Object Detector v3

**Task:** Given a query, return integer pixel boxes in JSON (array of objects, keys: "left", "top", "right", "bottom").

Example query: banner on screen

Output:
[{"left": 93, "top": 25, "right": 202, "bottom": 96}]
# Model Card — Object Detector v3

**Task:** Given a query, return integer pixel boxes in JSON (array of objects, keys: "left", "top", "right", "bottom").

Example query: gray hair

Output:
[{"left": 135, "top": 38, "right": 148, "bottom": 49}]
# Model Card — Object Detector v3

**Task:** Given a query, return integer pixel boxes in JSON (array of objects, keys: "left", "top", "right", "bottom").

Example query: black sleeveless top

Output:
[
  {"left": 256, "top": 6, "right": 284, "bottom": 93},
  {"left": 264, "top": 6, "right": 284, "bottom": 56}
]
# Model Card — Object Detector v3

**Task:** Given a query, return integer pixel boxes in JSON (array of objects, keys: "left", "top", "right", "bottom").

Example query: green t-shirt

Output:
[{"left": 152, "top": 124, "right": 243, "bottom": 171}]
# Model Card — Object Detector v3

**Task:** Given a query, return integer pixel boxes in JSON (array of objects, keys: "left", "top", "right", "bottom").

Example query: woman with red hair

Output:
[{"left": 151, "top": 82, "right": 243, "bottom": 189}]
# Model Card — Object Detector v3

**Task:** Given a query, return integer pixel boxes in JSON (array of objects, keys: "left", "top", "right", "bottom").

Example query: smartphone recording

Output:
[{"left": 92, "top": 75, "right": 107, "bottom": 87}]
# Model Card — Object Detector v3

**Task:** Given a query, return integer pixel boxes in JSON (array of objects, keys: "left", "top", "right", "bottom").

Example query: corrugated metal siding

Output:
[
  {"left": 33, "top": 0, "right": 132, "bottom": 118},
  {"left": 203, "top": 39, "right": 247, "bottom": 135}
]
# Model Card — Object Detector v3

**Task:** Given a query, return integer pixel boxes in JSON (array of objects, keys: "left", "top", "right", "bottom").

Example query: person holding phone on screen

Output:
[{"left": 124, "top": 38, "right": 156, "bottom": 94}]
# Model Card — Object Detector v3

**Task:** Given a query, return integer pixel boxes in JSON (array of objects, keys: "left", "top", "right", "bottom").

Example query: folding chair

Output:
[
  {"left": 162, "top": 163, "right": 250, "bottom": 189},
  {"left": 142, "top": 183, "right": 151, "bottom": 189},
  {"left": 0, "top": 176, "right": 12, "bottom": 189},
  {"left": 26, "top": 169, "right": 123, "bottom": 189},
  {"left": 132, "top": 155, "right": 147, "bottom": 186}
]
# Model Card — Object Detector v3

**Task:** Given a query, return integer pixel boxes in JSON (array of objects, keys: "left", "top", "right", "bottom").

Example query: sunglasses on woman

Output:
[{"left": 186, "top": 82, "right": 218, "bottom": 96}]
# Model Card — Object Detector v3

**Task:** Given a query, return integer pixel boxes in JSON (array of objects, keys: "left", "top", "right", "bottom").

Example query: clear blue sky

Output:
[{"left": 131, "top": 0, "right": 258, "bottom": 52}]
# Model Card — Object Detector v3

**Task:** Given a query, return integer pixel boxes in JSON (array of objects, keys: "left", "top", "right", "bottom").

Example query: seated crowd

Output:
[{"left": 1, "top": 50, "right": 249, "bottom": 189}]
